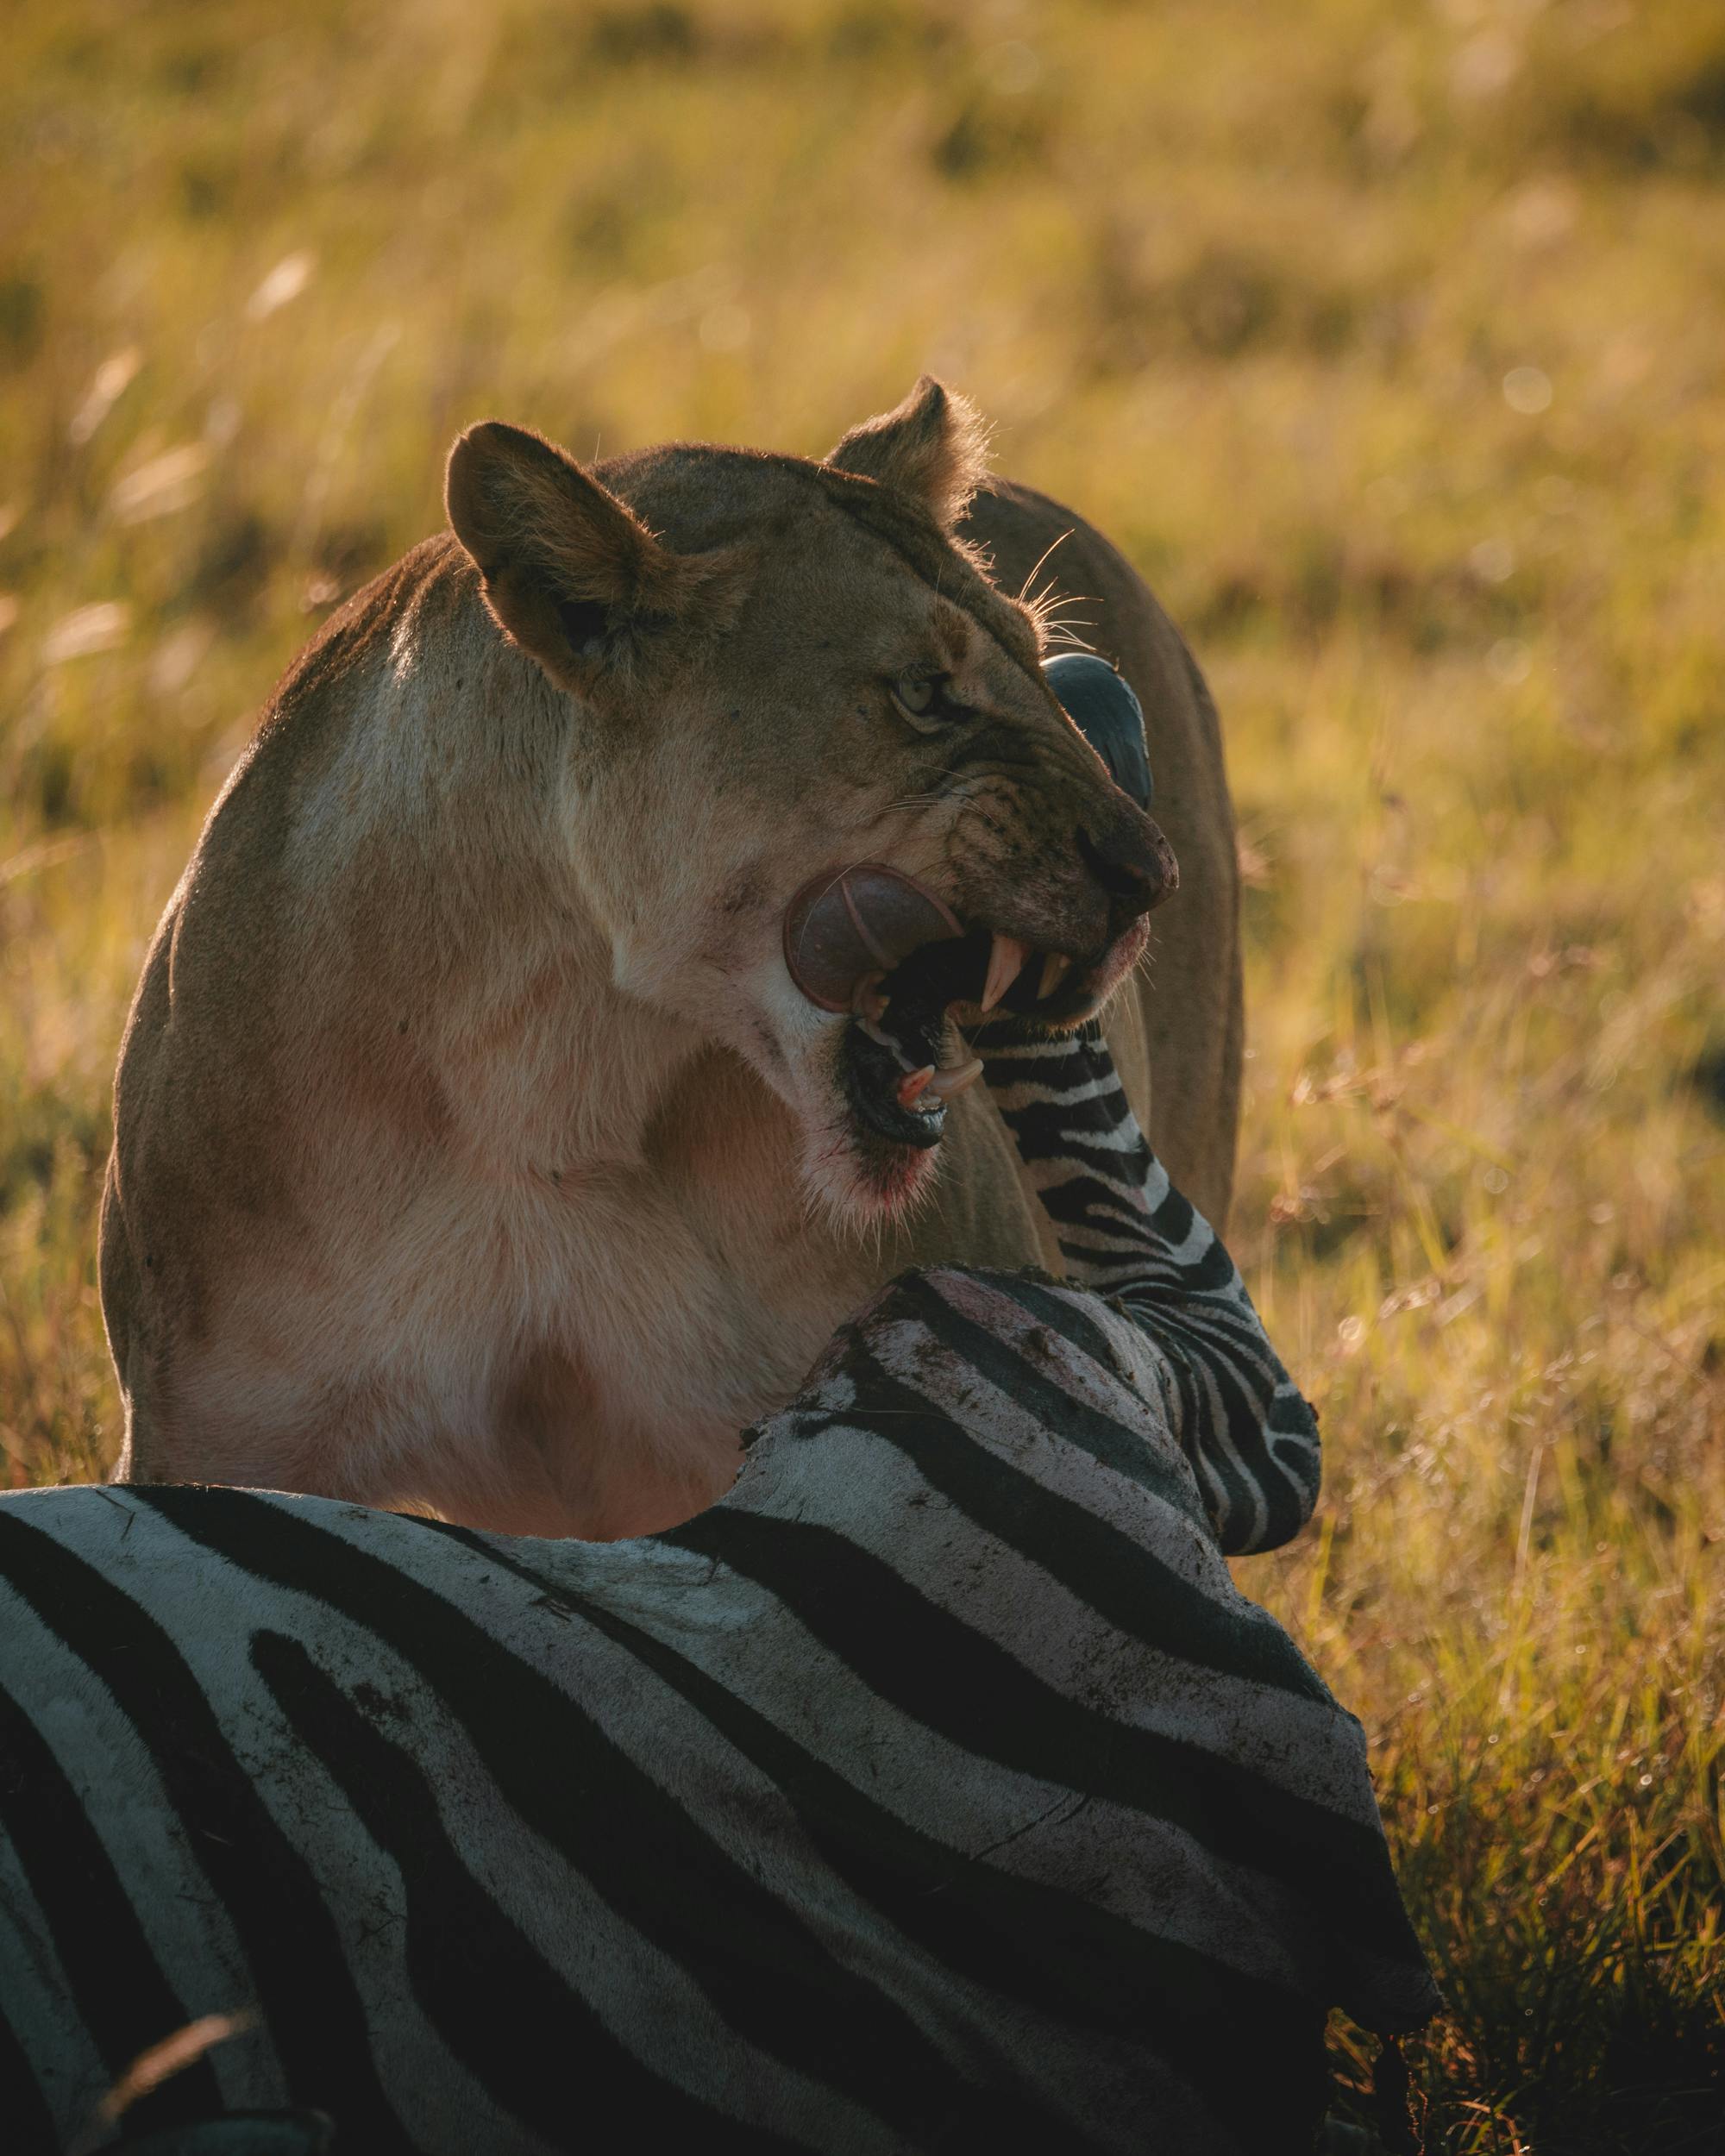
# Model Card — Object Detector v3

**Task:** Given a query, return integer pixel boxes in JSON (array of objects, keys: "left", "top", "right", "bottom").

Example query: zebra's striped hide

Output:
[{"left": 0, "top": 1264, "right": 1434, "bottom": 2154}]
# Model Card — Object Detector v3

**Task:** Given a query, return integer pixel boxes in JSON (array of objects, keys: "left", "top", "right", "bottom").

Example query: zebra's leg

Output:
[{"left": 977, "top": 1018, "right": 1323, "bottom": 1556}]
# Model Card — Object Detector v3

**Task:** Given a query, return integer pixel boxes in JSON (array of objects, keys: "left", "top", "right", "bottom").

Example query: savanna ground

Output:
[{"left": 3, "top": 1, "right": 1722, "bottom": 2147}]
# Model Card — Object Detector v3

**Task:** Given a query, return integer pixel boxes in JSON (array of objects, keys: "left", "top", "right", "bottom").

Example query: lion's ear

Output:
[
  {"left": 445, "top": 421, "right": 746, "bottom": 686},
  {"left": 823, "top": 376, "right": 990, "bottom": 530}
]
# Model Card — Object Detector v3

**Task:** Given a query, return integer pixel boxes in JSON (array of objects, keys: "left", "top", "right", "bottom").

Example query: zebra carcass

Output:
[{"left": 0, "top": 1030, "right": 1436, "bottom": 2153}]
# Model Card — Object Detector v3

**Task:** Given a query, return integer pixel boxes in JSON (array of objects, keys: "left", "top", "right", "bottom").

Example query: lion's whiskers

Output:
[
  {"left": 1023, "top": 576, "right": 1099, "bottom": 655},
  {"left": 1015, "top": 527, "right": 1076, "bottom": 607}
]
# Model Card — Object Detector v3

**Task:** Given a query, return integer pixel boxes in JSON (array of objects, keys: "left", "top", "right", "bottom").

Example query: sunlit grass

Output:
[{"left": 3, "top": 3, "right": 1722, "bottom": 2146}]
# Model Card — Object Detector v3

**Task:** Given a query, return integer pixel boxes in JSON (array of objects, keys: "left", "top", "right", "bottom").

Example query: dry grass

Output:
[{"left": 2, "top": 2, "right": 1722, "bottom": 2147}]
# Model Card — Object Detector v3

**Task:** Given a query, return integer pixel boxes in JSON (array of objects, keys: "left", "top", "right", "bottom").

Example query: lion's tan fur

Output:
[{"left": 101, "top": 385, "right": 1239, "bottom": 1536}]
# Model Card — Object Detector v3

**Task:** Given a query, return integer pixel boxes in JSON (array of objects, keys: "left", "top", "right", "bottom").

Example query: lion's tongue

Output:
[{"left": 782, "top": 864, "right": 963, "bottom": 1013}]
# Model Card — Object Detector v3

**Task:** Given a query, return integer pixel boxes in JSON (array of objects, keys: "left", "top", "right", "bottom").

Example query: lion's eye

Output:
[{"left": 890, "top": 672, "right": 951, "bottom": 728}]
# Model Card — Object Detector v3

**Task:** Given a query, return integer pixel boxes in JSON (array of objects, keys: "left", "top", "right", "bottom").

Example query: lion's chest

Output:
[{"left": 386, "top": 1152, "right": 874, "bottom": 1537}]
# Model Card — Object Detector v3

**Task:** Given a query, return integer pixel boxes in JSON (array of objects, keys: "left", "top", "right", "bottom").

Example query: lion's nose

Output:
[{"left": 1076, "top": 813, "right": 1178, "bottom": 924}]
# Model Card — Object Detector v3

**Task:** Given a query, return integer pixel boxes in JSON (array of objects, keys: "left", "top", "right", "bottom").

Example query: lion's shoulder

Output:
[{"left": 254, "top": 532, "right": 476, "bottom": 750}]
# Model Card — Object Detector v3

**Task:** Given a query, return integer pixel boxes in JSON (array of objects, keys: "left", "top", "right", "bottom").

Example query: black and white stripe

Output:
[
  {"left": 0, "top": 1030, "right": 1434, "bottom": 2154},
  {"left": 981, "top": 1021, "right": 1322, "bottom": 1555}
]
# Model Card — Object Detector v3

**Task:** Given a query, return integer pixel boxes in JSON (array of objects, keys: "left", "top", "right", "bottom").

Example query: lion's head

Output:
[{"left": 445, "top": 378, "right": 1176, "bottom": 1216}]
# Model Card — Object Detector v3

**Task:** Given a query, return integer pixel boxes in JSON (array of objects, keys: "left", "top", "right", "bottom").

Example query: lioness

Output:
[{"left": 101, "top": 379, "right": 1240, "bottom": 1536}]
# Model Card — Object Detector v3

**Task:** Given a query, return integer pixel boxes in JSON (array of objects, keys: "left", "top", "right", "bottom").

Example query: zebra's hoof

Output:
[{"left": 1043, "top": 651, "right": 1155, "bottom": 811}]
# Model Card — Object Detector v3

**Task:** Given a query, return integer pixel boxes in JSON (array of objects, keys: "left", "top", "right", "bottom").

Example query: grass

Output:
[{"left": 3, "top": 1, "right": 1722, "bottom": 2146}]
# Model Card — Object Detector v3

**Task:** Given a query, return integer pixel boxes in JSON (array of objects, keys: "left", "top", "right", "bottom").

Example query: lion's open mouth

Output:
[
  {"left": 838, "top": 924, "right": 1093, "bottom": 1149},
  {"left": 784, "top": 863, "right": 1117, "bottom": 1156}
]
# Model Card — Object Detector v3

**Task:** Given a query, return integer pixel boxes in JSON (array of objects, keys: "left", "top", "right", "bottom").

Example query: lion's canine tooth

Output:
[
  {"left": 928, "top": 1057, "right": 983, "bottom": 1100},
  {"left": 856, "top": 1018, "right": 926, "bottom": 1076},
  {"left": 981, "top": 933, "right": 1032, "bottom": 1012},
  {"left": 856, "top": 1015, "right": 898, "bottom": 1053},
  {"left": 898, "top": 1065, "right": 938, "bottom": 1112},
  {"left": 1038, "top": 952, "right": 1073, "bottom": 1000}
]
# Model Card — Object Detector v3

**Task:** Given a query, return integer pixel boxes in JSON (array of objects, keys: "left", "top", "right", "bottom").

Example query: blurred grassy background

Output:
[{"left": 3, "top": 0, "right": 1722, "bottom": 2145}]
